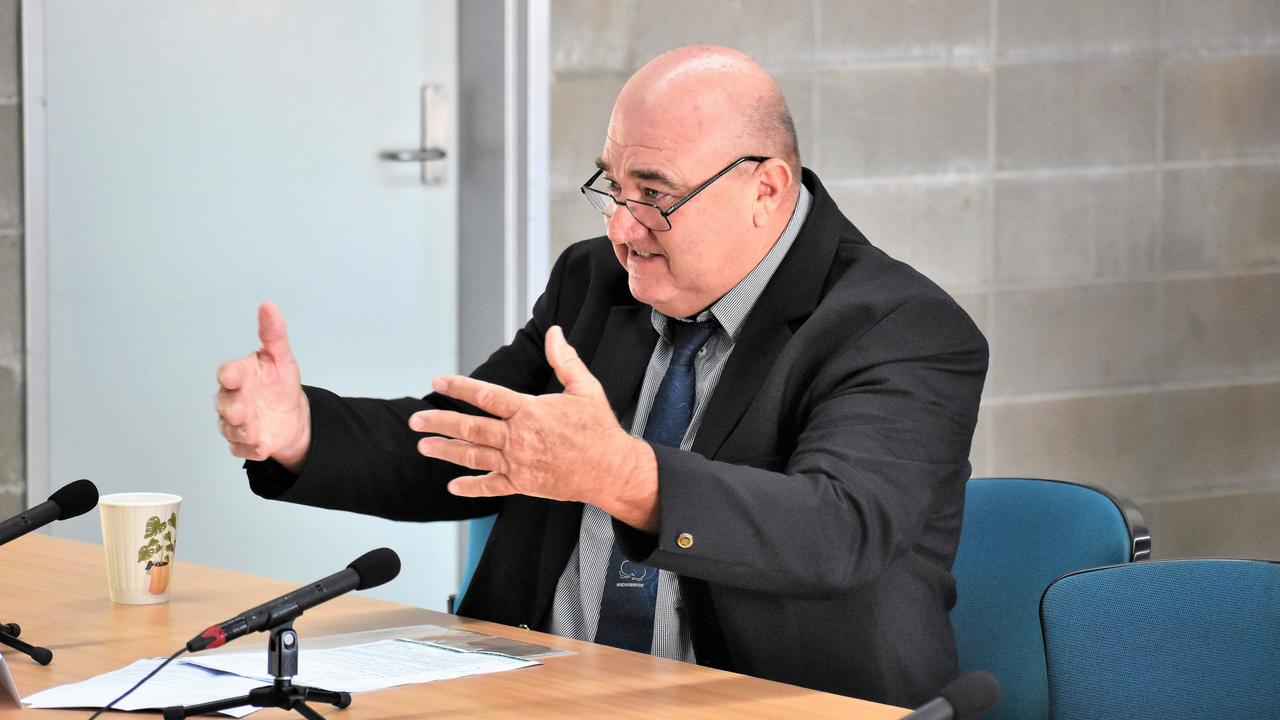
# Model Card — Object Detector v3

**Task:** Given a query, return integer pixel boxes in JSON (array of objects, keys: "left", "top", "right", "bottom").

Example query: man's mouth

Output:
[{"left": 630, "top": 247, "right": 662, "bottom": 259}]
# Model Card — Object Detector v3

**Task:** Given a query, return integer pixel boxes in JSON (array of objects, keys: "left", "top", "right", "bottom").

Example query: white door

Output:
[{"left": 35, "top": 0, "right": 460, "bottom": 609}]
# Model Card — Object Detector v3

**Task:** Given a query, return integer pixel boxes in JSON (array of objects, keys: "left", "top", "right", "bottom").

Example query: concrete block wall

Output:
[
  {"left": 0, "top": 0, "right": 23, "bottom": 518},
  {"left": 549, "top": 0, "right": 1280, "bottom": 559},
  {"left": 0, "top": 2, "right": 1274, "bottom": 556}
]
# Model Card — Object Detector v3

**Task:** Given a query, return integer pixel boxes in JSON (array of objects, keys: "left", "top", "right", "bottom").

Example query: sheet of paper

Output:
[
  {"left": 412, "top": 626, "right": 570, "bottom": 659},
  {"left": 241, "top": 624, "right": 568, "bottom": 660},
  {"left": 183, "top": 638, "right": 539, "bottom": 693},
  {"left": 23, "top": 658, "right": 262, "bottom": 717},
  {"left": 22, "top": 631, "right": 541, "bottom": 715}
]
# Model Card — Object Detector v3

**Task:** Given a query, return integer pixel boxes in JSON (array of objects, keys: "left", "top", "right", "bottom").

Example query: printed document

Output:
[
  {"left": 23, "top": 634, "right": 540, "bottom": 716},
  {"left": 184, "top": 638, "right": 539, "bottom": 692}
]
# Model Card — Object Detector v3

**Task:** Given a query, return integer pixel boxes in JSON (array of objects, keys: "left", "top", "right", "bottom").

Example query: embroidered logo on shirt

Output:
[{"left": 616, "top": 560, "right": 650, "bottom": 587}]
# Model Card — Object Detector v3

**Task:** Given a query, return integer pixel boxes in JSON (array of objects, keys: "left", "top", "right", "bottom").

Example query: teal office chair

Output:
[
  {"left": 950, "top": 478, "right": 1150, "bottom": 720},
  {"left": 1041, "top": 558, "right": 1280, "bottom": 720},
  {"left": 448, "top": 514, "right": 497, "bottom": 614}
]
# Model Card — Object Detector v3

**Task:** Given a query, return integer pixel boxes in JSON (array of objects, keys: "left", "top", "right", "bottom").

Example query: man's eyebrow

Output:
[
  {"left": 593, "top": 158, "right": 681, "bottom": 190},
  {"left": 632, "top": 168, "right": 680, "bottom": 189}
]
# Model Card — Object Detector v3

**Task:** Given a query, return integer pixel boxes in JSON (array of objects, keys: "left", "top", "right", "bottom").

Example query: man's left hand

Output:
[{"left": 409, "top": 325, "right": 660, "bottom": 532}]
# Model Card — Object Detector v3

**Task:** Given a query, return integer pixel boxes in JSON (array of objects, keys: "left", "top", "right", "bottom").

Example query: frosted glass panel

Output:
[{"left": 43, "top": 0, "right": 460, "bottom": 610}]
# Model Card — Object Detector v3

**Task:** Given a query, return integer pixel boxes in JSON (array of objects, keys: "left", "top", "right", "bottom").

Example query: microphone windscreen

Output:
[
  {"left": 940, "top": 671, "right": 1000, "bottom": 720},
  {"left": 49, "top": 479, "right": 99, "bottom": 520},
  {"left": 348, "top": 547, "right": 401, "bottom": 590}
]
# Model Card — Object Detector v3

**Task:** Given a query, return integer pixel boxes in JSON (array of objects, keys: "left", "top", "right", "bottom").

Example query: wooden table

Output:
[{"left": 0, "top": 534, "right": 907, "bottom": 719}]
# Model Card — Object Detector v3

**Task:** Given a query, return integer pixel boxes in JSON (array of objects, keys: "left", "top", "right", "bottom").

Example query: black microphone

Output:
[
  {"left": 902, "top": 671, "right": 1000, "bottom": 720},
  {"left": 0, "top": 479, "right": 99, "bottom": 546},
  {"left": 186, "top": 548, "right": 401, "bottom": 652}
]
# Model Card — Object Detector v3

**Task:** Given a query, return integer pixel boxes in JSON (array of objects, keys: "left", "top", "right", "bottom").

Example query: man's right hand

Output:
[{"left": 215, "top": 301, "right": 311, "bottom": 472}]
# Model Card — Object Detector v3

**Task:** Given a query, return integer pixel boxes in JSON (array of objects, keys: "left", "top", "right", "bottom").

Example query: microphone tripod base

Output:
[
  {"left": 162, "top": 622, "right": 350, "bottom": 720},
  {"left": 160, "top": 677, "right": 351, "bottom": 720},
  {"left": 0, "top": 622, "right": 53, "bottom": 665}
]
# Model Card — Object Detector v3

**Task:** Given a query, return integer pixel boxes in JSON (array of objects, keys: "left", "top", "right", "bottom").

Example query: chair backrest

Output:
[
  {"left": 950, "top": 477, "right": 1149, "bottom": 720},
  {"left": 1041, "top": 559, "right": 1280, "bottom": 720},
  {"left": 456, "top": 514, "right": 497, "bottom": 609}
]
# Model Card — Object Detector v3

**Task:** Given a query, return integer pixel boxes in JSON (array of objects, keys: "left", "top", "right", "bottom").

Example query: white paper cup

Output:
[{"left": 99, "top": 492, "right": 182, "bottom": 604}]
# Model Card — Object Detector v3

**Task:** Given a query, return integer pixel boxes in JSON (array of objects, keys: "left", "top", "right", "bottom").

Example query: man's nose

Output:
[{"left": 606, "top": 203, "right": 648, "bottom": 242}]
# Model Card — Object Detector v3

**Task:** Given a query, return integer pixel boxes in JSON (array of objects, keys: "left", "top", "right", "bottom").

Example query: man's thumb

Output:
[
  {"left": 546, "top": 326, "right": 601, "bottom": 396},
  {"left": 257, "top": 301, "right": 294, "bottom": 361}
]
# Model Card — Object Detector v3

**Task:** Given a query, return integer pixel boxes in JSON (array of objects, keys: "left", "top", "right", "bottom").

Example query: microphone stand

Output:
[
  {"left": 0, "top": 622, "right": 53, "bottom": 665},
  {"left": 161, "top": 622, "right": 351, "bottom": 720}
]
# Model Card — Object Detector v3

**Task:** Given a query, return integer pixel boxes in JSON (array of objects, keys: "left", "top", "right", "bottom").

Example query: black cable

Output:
[{"left": 87, "top": 646, "right": 188, "bottom": 720}]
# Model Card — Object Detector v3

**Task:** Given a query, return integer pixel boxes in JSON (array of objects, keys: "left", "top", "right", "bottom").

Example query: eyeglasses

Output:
[{"left": 580, "top": 156, "right": 768, "bottom": 232}]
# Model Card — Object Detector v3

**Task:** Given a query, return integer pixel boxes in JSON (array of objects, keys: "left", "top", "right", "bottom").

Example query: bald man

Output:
[{"left": 216, "top": 45, "right": 987, "bottom": 706}]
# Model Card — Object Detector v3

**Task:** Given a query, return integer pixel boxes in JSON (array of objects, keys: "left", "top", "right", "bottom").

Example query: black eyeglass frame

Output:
[{"left": 580, "top": 155, "right": 769, "bottom": 232}]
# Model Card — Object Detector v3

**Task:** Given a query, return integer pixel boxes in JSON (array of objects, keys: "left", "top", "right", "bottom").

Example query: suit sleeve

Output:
[
  {"left": 245, "top": 246, "right": 575, "bottom": 522},
  {"left": 616, "top": 294, "right": 988, "bottom": 598}
]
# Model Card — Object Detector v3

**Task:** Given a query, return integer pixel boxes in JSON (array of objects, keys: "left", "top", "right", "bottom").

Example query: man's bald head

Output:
[
  {"left": 597, "top": 46, "right": 803, "bottom": 318},
  {"left": 610, "top": 45, "right": 800, "bottom": 181}
]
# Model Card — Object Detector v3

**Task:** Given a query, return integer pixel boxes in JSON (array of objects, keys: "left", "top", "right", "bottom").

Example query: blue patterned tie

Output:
[{"left": 594, "top": 317, "right": 716, "bottom": 652}]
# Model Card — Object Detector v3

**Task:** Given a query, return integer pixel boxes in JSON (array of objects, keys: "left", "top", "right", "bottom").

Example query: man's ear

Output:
[{"left": 751, "top": 158, "right": 795, "bottom": 227}]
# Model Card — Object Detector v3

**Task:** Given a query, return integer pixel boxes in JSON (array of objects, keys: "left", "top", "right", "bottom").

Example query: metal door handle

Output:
[
  {"left": 379, "top": 148, "right": 446, "bottom": 162},
  {"left": 378, "top": 85, "right": 448, "bottom": 185}
]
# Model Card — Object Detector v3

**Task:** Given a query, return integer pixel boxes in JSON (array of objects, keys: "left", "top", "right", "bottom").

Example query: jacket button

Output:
[{"left": 676, "top": 532, "right": 694, "bottom": 549}]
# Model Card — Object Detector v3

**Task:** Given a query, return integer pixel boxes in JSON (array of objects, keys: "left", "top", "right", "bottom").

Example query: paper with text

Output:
[
  {"left": 183, "top": 638, "right": 539, "bottom": 692},
  {"left": 23, "top": 637, "right": 540, "bottom": 716}
]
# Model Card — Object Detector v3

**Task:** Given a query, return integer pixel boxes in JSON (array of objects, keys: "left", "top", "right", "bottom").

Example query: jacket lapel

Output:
[
  {"left": 692, "top": 170, "right": 845, "bottom": 459},
  {"left": 691, "top": 297, "right": 793, "bottom": 459},
  {"left": 530, "top": 497, "right": 583, "bottom": 626},
  {"left": 588, "top": 304, "right": 658, "bottom": 420}
]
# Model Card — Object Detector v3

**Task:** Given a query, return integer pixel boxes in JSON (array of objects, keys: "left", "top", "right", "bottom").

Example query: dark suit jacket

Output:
[{"left": 249, "top": 169, "right": 988, "bottom": 707}]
